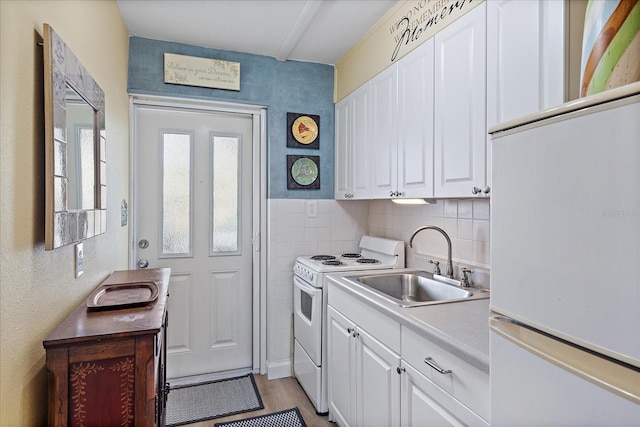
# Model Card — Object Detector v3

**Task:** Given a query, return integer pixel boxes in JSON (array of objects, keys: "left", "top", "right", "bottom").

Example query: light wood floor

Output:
[{"left": 187, "top": 375, "right": 336, "bottom": 427}]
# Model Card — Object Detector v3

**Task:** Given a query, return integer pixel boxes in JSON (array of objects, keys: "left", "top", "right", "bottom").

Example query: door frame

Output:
[{"left": 128, "top": 94, "right": 268, "bottom": 375}]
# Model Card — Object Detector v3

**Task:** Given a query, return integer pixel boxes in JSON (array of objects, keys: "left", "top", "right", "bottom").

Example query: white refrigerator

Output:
[{"left": 489, "top": 81, "right": 640, "bottom": 426}]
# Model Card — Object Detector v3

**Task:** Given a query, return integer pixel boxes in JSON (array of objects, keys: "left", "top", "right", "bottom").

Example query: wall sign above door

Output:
[{"left": 164, "top": 53, "right": 240, "bottom": 91}]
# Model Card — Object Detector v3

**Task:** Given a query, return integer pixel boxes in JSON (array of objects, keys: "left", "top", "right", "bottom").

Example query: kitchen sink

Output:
[{"left": 345, "top": 271, "right": 489, "bottom": 307}]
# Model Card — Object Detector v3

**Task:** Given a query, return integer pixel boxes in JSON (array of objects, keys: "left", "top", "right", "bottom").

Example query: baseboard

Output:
[{"left": 266, "top": 359, "right": 292, "bottom": 380}]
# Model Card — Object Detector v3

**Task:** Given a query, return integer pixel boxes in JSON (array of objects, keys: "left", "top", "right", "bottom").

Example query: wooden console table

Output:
[{"left": 43, "top": 268, "right": 170, "bottom": 427}]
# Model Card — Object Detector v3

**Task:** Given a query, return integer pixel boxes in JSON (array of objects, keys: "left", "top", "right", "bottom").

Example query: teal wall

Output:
[{"left": 127, "top": 37, "right": 335, "bottom": 199}]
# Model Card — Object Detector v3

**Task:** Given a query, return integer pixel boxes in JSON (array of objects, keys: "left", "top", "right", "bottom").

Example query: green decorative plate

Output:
[{"left": 291, "top": 157, "right": 318, "bottom": 186}]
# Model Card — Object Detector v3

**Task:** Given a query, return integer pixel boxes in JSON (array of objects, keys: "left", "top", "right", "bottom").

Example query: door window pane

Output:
[
  {"left": 161, "top": 132, "right": 192, "bottom": 256},
  {"left": 211, "top": 134, "right": 240, "bottom": 254}
]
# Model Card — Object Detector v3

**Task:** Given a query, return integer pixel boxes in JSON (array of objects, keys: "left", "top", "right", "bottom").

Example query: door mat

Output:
[
  {"left": 166, "top": 373, "right": 264, "bottom": 426},
  {"left": 214, "top": 407, "right": 307, "bottom": 427}
]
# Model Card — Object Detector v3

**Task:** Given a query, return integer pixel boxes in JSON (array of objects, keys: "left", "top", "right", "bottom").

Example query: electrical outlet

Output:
[
  {"left": 305, "top": 200, "right": 317, "bottom": 218},
  {"left": 75, "top": 243, "right": 84, "bottom": 278}
]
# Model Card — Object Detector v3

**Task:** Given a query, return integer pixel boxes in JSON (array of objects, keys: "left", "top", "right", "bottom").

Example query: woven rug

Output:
[
  {"left": 166, "top": 374, "right": 264, "bottom": 426},
  {"left": 214, "top": 407, "right": 307, "bottom": 427}
]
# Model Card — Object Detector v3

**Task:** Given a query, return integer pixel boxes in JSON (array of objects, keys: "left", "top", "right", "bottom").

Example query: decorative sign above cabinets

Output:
[
  {"left": 164, "top": 53, "right": 240, "bottom": 91},
  {"left": 390, "top": 0, "right": 485, "bottom": 62}
]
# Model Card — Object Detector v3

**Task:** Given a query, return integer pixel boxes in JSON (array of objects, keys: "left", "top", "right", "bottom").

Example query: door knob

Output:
[{"left": 137, "top": 258, "right": 149, "bottom": 269}]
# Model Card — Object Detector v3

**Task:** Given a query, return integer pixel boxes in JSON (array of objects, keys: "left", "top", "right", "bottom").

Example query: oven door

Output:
[{"left": 293, "top": 276, "right": 322, "bottom": 365}]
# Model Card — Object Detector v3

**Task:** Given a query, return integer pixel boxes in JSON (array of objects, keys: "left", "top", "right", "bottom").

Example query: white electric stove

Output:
[{"left": 293, "top": 236, "right": 405, "bottom": 414}]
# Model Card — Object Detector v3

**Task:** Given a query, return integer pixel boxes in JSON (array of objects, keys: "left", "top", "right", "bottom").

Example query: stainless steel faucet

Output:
[{"left": 408, "top": 226, "right": 454, "bottom": 279}]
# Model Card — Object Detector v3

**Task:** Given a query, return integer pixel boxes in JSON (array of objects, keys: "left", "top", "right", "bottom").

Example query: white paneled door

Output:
[{"left": 133, "top": 104, "right": 254, "bottom": 379}]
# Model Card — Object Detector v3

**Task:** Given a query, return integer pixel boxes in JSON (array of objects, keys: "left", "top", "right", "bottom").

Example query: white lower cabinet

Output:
[
  {"left": 327, "top": 306, "right": 401, "bottom": 427},
  {"left": 401, "top": 326, "right": 489, "bottom": 426},
  {"left": 401, "top": 362, "right": 488, "bottom": 427},
  {"left": 327, "top": 306, "right": 356, "bottom": 426},
  {"left": 327, "top": 282, "right": 489, "bottom": 427}
]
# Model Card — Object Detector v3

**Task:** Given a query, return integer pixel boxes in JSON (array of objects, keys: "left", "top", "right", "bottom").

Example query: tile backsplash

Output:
[
  {"left": 368, "top": 199, "right": 490, "bottom": 271},
  {"left": 265, "top": 197, "right": 490, "bottom": 377},
  {"left": 266, "top": 199, "right": 368, "bottom": 366}
]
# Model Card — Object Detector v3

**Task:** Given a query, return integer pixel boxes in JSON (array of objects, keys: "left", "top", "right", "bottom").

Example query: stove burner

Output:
[
  {"left": 311, "top": 255, "right": 336, "bottom": 261},
  {"left": 357, "top": 258, "right": 380, "bottom": 264},
  {"left": 323, "top": 260, "right": 344, "bottom": 266},
  {"left": 341, "top": 253, "right": 362, "bottom": 258}
]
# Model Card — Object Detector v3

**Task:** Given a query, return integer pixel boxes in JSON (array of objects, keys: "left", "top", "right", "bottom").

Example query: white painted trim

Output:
[
  {"left": 129, "top": 94, "right": 267, "bottom": 375},
  {"left": 128, "top": 97, "right": 137, "bottom": 269},
  {"left": 259, "top": 108, "right": 268, "bottom": 375},
  {"left": 130, "top": 93, "right": 266, "bottom": 115},
  {"left": 266, "top": 359, "right": 292, "bottom": 380},
  {"left": 275, "top": 0, "right": 324, "bottom": 61}
]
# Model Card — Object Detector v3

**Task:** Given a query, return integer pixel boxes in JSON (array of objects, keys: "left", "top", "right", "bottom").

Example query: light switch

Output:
[
  {"left": 75, "top": 243, "right": 84, "bottom": 278},
  {"left": 305, "top": 200, "right": 317, "bottom": 218}
]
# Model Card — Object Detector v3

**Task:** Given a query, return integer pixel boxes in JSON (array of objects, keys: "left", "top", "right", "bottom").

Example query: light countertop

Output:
[{"left": 327, "top": 268, "right": 490, "bottom": 374}]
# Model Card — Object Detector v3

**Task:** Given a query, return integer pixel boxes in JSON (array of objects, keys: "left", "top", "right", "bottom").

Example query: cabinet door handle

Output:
[
  {"left": 424, "top": 357, "right": 452, "bottom": 374},
  {"left": 347, "top": 327, "right": 355, "bottom": 334},
  {"left": 472, "top": 186, "right": 482, "bottom": 195},
  {"left": 396, "top": 366, "right": 406, "bottom": 375},
  {"left": 483, "top": 185, "right": 490, "bottom": 194}
]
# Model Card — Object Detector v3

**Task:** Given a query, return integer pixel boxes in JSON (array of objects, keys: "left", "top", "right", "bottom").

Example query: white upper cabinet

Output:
[
  {"left": 486, "top": 0, "right": 565, "bottom": 128},
  {"left": 485, "top": 0, "right": 565, "bottom": 192},
  {"left": 369, "top": 66, "right": 399, "bottom": 198},
  {"left": 335, "top": 0, "right": 567, "bottom": 201},
  {"left": 369, "top": 40, "right": 435, "bottom": 200},
  {"left": 397, "top": 39, "right": 435, "bottom": 199},
  {"left": 335, "top": 96, "right": 352, "bottom": 199},
  {"left": 434, "top": 4, "right": 487, "bottom": 198},
  {"left": 335, "top": 83, "right": 371, "bottom": 200}
]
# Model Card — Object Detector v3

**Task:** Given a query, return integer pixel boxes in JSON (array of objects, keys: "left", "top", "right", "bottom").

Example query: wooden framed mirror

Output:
[{"left": 43, "top": 23, "right": 106, "bottom": 250}]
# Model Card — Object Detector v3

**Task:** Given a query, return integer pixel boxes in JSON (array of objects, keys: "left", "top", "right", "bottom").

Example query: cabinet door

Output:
[
  {"left": 327, "top": 307, "right": 356, "bottom": 427},
  {"left": 335, "top": 97, "right": 352, "bottom": 199},
  {"left": 487, "top": 0, "right": 565, "bottom": 127},
  {"left": 352, "top": 84, "right": 371, "bottom": 199},
  {"left": 397, "top": 38, "right": 435, "bottom": 199},
  {"left": 157, "top": 312, "right": 168, "bottom": 426},
  {"left": 401, "top": 362, "right": 488, "bottom": 427},
  {"left": 356, "top": 328, "right": 401, "bottom": 427},
  {"left": 434, "top": 3, "right": 487, "bottom": 198},
  {"left": 486, "top": 0, "right": 565, "bottom": 192},
  {"left": 335, "top": 84, "right": 371, "bottom": 200},
  {"left": 369, "top": 65, "right": 398, "bottom": 198}
]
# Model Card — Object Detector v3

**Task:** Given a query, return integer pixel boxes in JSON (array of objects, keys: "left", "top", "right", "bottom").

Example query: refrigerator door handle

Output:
[{"left": 490, "top": 316, "right": 640, "bottom": 404}]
